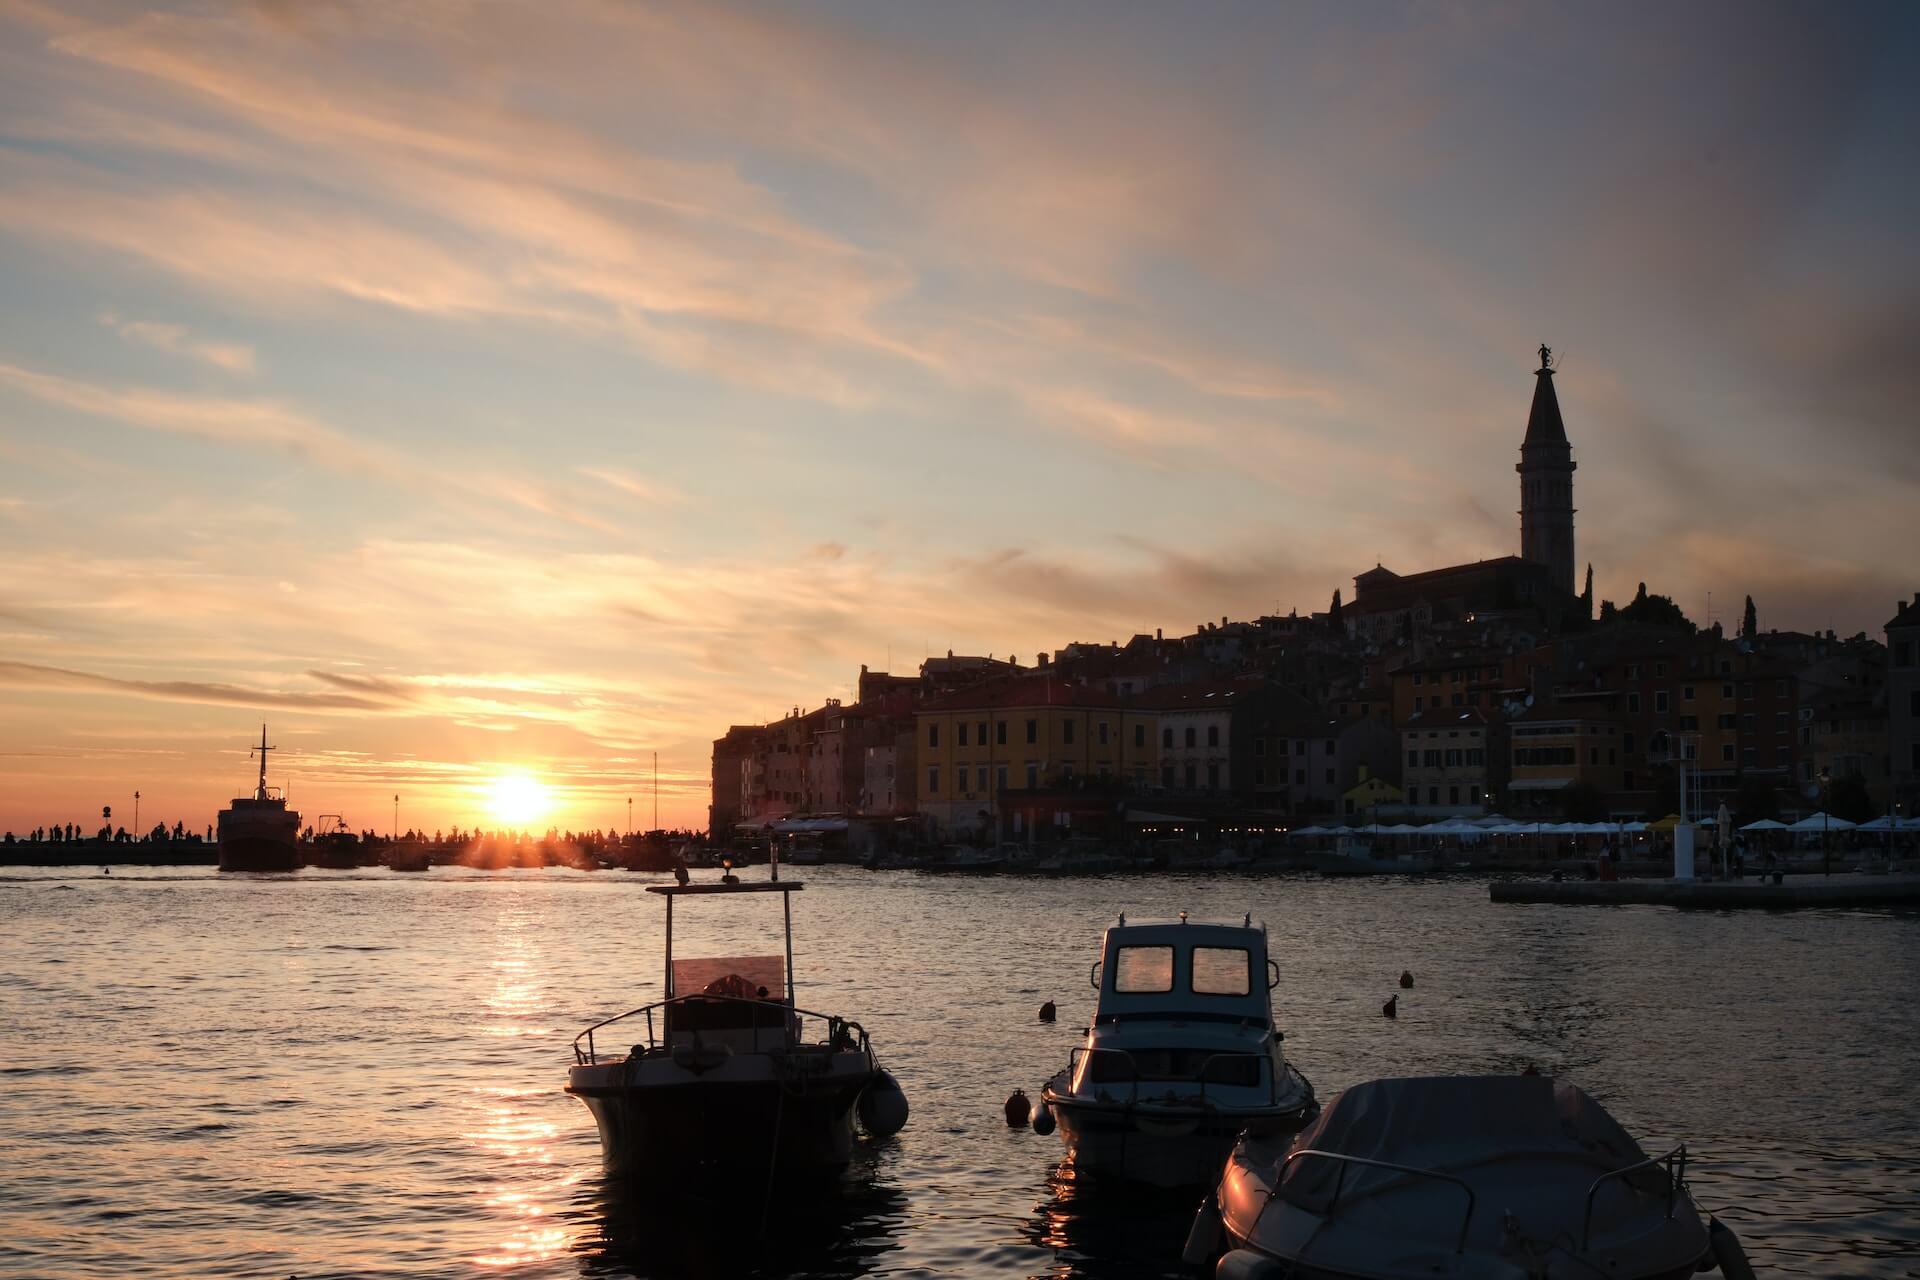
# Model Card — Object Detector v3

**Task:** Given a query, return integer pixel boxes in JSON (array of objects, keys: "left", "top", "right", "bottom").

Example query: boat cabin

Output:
[
  {"left": 1077, "top": 917, "right": 1281, "bottom": 1091},
  {"left": 1090, "top": 918, "right": 1277, "bottom": 1025},
  {"left": 648, "top": 881, "right": 805, "bottom": 1054}
]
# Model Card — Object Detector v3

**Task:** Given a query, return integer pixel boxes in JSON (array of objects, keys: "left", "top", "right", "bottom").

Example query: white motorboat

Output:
[
  {"left": 1037, "top": 914, "right": 1316, "bottom": 1188},
  {"left": 1197, "top": 1074, "right": 1742, "bottom": 1280},
  {"left": 566, "top": 876, "right": 906, "bottom": 1183}
]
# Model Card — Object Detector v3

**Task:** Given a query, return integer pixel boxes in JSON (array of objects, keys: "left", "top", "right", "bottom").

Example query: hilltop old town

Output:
[{"left": 710, "top": 349, "right": 1920, "bottom": 849}]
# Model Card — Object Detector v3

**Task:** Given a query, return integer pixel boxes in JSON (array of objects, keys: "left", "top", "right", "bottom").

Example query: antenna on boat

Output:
[{"left": 248, "top": 723, "right": 275, "bottom": 801}]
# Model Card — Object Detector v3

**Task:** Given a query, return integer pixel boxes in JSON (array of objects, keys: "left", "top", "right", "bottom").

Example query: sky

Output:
[{"left": 1, "top": 0, "right": 1916, "bottom": 837}]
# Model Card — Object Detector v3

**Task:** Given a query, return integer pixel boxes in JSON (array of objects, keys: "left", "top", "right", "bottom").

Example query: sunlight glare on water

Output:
[{"left": 0, "top": 865, "right": 1916, "bottom": 1278}]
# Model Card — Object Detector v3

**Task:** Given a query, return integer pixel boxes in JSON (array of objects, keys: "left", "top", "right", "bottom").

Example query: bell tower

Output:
[{"left": 1517, "top": 343, "right": 1576, "bottom": 595}]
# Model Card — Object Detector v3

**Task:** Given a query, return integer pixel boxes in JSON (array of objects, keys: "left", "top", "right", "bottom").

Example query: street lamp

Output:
[
  {"left": 133, "top": 790, "right": 141, "bottom": 839},
  {"left": 1818, "top": 767, "right": 1832, "bottom": 877},
  {"left": 393, "top": 794, "right": 400, "bottom": 841}
]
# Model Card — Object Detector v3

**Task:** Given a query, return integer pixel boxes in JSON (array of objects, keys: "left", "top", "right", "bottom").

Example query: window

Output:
[
  {"left": 1191, "top": 947, "right": 1251, "bottom": 995},
  {"left": 1775, "top": 746, "right": 1790, "bottom": 765},
  {"left": 1655, "top": 662, "right": 1667, "bottom": 677},
  {"left": 1413, "top": 673, "right": 1424, "bottom": 687},
  {"left": 1683, "top": 685, "right": 1695, "bottom": 702},
  {"left": 1098, "top": 721, "right": 1110, "bottom": 746},
  {"left": 1627, "top": 664, "right": 1639, "bottom": 679},
  {"left": 1207, "top": 763, "right": 1220, "bottom": 790},
  {"left": 1112, "top": 946, "right": 1174, "bottom": 993},
  {"left": 1721, "top": 684, "right": 1734, "bottom": 699},
  {"left": 1721, "top": 744, "right": 1734, "bottom": 764},
  {"left": 1326, "top": 768, "right": 1336, "bottom": 784},
  {"left": 997, "top": 766, "right": 1008, "bottom": 792},
  {"left": 1589, "top": 747, "right": 1599, "bottom": 765},
  {"left": 1163, "top": 728, "right": 1174, "bottom": 748},
  {"left": 957, "top": 723, "right": 968, "bottom": 747},
  {"left": 1185, "top": 727, "right": 1197, "bottom": 748},
  {"left": 977, "top": 767, "right": 989, "bottom": 792},
  {"left": 1627, "top": 693, "right": 1640, "bottom": 713},
  {"left": 1680, "top": 715, "right": 1699, "bottom": 730},
  {"left": 1207, "top": 725, "right": 1220, "bottom": 747},
  {"left": 1655, "top": 691, "right": 1669, "bottom": 713},
  {"left": 927, "top": 767, "right": 939, "bottom": 794},
  {"left": 1467, "top": 749, "right": 1485, "bottom": 766},
  {"left": 928, "top": 724, "right": 939, "bottom": 748},
  {"left": 1624, "top": 770, "right": 1635, "bottom": 789},
  {"left": 1026, "top": 719, "right": 1038, "bottom": 745},
  {"left": 1325, "top": 739, "right": 1336, "bottom": 754},
  {"left": 1295, "top": 769, "right": 1306, "bottom": 785},
  {"left": 1424, "top": 750, "right": 1441, "bottom": 768},
  {"left": 1449, "top": 785, "right": 1460, "bottom": 805},
  {"left": 1026, "top": 763, "right": 1038, "bottom": 788},
  {"left": 1911, "top": 691, "right": 1920, "bottom": 716},
  {"left": 1162, "top": 763, "right": 1175, "bottom": 787},
  {"left": 1407, "top": 750, "right": 1419, "bottom": 767},
  {"left": 1445, "top": 749, "right": 1462, "bottom": 767},
  {"left": 1718, "top": 714, "right": 1736, "bottom": 730},
  {"left": 1063, "top": 719, "right": 1075, "bottom": 745},
  {"left": 997, "top": 720, "right": 1007, "bottom": 746},
  {"left": 977, "top": 720, "right": 987, "bottom": 745},
  {"left": 1134, "top": 724, "right": 1145, "bottom": 748},
  {"left": 1777, "top": 679, "right": 1790, "bottom": 697},
  {"left": 1428, "top": 786, "right": 1439, "bottom": 804},
  {"left": 1185, "top": 764, "right": 1198, "bottom": 788},
  {"left": 1897, "top": 641, "right": 1913, "bottom": 667}
]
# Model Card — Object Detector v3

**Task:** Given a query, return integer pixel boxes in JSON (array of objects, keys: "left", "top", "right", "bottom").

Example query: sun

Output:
[{"left": 485, "top": 774, "right": 552, "bottom": 828}]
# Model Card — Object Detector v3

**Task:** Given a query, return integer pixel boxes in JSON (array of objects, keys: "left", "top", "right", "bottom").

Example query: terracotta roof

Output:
[{"left": 1403, "top": 706, "right": 1496, "bottom": 727}]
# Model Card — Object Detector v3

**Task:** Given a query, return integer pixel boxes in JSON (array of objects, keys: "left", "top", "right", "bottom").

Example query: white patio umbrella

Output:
[
  {"left": 1739, "top": 818, "right": 1789, "bottom": 831},
  {"left": 1787, "top": 812, "right": 1856, "bottom": 832}
]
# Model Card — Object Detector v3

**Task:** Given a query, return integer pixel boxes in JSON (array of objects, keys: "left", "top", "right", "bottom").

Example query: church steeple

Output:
[{"left": 1516, "top": 344, "right": 1576, "bottom": 595}]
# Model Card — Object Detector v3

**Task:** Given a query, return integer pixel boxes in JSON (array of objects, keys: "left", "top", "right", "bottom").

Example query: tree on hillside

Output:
[
  {"left": 1581, "top": 564, "right": 1594, "bottom": 620},
  {"left": 1329, "top": 589, "right": 1344, "bottom": 629},
  {"left": 1598, "top": 598, "right": 1618, "bottom": 623},
  {"left": 1741, "top": 595, "right": 1758, "bottom": 639},
  {"left": 1619, "top": 582, "right": 1695, "bottom": 631},
  {"left": 1828, "top": 772, "right": 1875, "bottom": 824}
]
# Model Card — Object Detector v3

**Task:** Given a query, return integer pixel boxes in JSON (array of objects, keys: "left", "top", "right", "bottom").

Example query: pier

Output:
[{"left": 1491, "top": 873, "right": 1920, "bottom": 909}]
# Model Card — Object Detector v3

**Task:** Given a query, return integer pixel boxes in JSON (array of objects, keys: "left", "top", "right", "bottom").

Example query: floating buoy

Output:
[
  {"left": 1381, "top": 994, "right": 1398, "bottom": 1019},
  {"left": 1031, "top": 1101, "right": 1056, "bottom": 1136},
  {"left": 858, "top": 1070, "right": 909, "bottom": 1137},
  {"left": 1004, "top": 1088, "right": 1031, "bottom": 1126},
  {"left": 1038, "top": 1001, "right": 1056, "bottom": 1022},
  {"left": 1399, "top": 971, "right": 1413, "bottom": 989},
  {"left": 1522, "top": 1062, "right": 1540, "bottom": 1076}
]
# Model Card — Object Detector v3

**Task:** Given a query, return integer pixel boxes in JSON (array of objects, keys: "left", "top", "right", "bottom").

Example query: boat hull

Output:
[
  {"left": 569, "top": 1055, "right": 875, "bottom": 1181},
  {"left": 217, "top": 830, "right": 301, "bottom": 872},
  {"left": 1045, "top": 1072, "right": 1316, "bottom": 1189}
]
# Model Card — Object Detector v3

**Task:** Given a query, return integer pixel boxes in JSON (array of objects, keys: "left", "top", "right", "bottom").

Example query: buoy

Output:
[
  {"left": 857, "top": 1070, "right": 909, "bottom": 1137},
  {"left": 1038, "top": 1000, "right": 1056, "bottom": 1022},
  {"left": 1522, "top": 1062, "right": 1540, "bottom": 1076},
  {"left": 1031, "top": 1101, "right": 1056, "bottom": 1136},
  {"left": 1399, "top": 971, "right": 1413, "bottom": 989},
  {"left": 1381, "top": 994, "right": 1398, "bottom": 1019},
  {"left": 1709, "top": 1217, "right": 1757, "bottom": 1280},
  {"left": 1004, "top": 1088, "right": 1031, "bottom": 1126}
]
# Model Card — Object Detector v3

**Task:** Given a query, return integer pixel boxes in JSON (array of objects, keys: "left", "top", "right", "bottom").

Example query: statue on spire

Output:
[{"left": 1537, "top": 343, "right": 1553, "bottom": 371}]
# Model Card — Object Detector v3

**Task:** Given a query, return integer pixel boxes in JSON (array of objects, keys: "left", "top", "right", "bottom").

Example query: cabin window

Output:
[
  {"left": 1112, "top": 945, "right": 1174, "bottom": 993},
  {"left": 1191, "top": 947, "right": 1251, "bottom": 995}
]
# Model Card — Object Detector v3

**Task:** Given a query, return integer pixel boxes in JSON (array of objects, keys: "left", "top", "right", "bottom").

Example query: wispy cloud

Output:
[{"left": 99, "top": 309, "right": 254, "bottom": 373}]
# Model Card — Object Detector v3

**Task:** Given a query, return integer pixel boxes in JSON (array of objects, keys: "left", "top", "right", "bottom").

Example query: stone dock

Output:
[{"left": 1490, "top": 873, "right": 1920, "bottom": 909}]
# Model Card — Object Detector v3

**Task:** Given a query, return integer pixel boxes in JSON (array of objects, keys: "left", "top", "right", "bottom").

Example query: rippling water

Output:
[{"left": 2, "top": 866, "right": 1916, "bottom": 1278}]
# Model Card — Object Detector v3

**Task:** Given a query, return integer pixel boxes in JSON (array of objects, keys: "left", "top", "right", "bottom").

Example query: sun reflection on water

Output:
[{"left": 464, "top": 905, "right": 580, "bottom": 1270}]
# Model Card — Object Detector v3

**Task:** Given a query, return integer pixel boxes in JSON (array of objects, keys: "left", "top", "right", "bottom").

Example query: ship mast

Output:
[{"left": 249, "top": 723, "right": 276, "bottom": 801}]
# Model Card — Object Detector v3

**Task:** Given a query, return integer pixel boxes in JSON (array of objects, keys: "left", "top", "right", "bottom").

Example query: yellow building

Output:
[
  {"left": 1341, "top": 769, "right": 1403, "bottom": 821},
  {"left": 914, "top": 675, "right": 1157, "bottom": 834}
]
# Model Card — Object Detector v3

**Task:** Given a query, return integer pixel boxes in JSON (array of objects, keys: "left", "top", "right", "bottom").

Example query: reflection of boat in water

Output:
[
  {"left": 566, "top": 873, "right": 907, "bottom": 1183},
  {"left": 217, "top": 724, "right": 300, "bottom": 873},
  {"left": 1201, "top": 1075, "right": 1734, "bottom": 1280},
  {"left": 1039, "top": 915, "right": 1315, "bottom": 1189},
  {"left": 582, "top": 1155, "right": 909, "bottom": 1277},
  {"left": 1024, "top": 1153, "right": 1210, "bottom": 1277},
  {"left": 1312, "top": 833, "right": 1437, "bottom": 877}
]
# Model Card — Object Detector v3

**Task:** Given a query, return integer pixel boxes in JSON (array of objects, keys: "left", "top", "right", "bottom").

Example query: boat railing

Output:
[
  {"left": 1580, "top": 1143, "right": 1686, "bottom": 1251},
  {"left": 1279, "top": 1148, "right": 1478, "bottom": 1254},
  {"left": 1068, "top": 1045, "right": 1272, "bottom": 1106},
  {"left": 572, "top": 993, "right": 870, "bottom": 1066}
]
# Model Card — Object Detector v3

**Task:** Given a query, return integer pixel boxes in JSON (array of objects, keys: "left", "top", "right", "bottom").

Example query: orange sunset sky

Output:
[{"left": 2, "top": 2, "right": 1916, "bottom": 835}]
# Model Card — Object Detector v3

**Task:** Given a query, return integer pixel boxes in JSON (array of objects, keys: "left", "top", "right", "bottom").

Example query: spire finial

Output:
[{"left": 1538, "top": 342, "right": 1553, "bottom": 371}]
